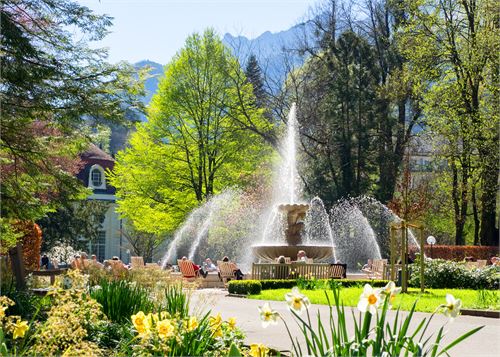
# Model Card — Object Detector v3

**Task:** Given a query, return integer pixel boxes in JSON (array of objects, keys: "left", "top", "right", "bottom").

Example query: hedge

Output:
[
  {"left": 228, "top": 280, "right": 261, "bottom": 295},
  {"left": 228, "top": 279, "right": 389, "bottom": 295},
  {"left": 422, "top": 245, "right": 498, "bottom": 261}
]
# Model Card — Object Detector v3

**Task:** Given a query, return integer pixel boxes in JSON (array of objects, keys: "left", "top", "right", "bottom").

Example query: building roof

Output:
[{"left": 76, "top": 144, "right": 116, "bottom": 196}]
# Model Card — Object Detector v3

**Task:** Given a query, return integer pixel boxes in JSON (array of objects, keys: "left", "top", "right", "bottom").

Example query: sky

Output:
[{"left": 77, "top": 0, "right": 318, "bottom": 64}]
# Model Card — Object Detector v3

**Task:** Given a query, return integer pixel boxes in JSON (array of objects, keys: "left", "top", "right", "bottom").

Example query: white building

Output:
[{"left": 76, "top": 144, "right": 130, "bottom": 263}]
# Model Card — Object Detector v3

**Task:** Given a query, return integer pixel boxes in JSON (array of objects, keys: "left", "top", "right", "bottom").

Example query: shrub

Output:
[
  {"left": 260, "top": 279, "right": 296, "bottom": 290},
  {"left": 258, "top": 279, "right": 389, "bottom": 291},
  {"left": 409, "top": 258, "right": 499, "bottom": 289},
  {"left": 422, "top": 245, "right": 498, "bottom": 261},
  {"left": 90, "top": 279, "right": 155, "bottom": 323},
  {"left": 228, "top": 280, "right": 262, "bottom": 295}
]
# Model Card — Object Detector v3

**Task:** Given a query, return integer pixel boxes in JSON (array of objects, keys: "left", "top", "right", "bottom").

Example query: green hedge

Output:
[
  {"left": 228, "top": 280, "right": 262, "bottom": 295},
  {"left": 228, "top": 279, "right": 389, "bottom": 295}
]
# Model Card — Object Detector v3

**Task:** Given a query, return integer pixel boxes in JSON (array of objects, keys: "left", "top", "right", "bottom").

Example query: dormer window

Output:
[{"left": 89, "top": 164, "right": 106, "bottom": 189}]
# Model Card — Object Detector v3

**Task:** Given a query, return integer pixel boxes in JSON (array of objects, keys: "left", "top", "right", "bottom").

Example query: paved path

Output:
[{"left": 191, "top": 289, "right": 500, "bottom": 356}]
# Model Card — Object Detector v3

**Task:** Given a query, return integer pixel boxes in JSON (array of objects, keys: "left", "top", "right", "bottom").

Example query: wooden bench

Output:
[
  {"left": 28, "top": 268, "right": 68, "bottom": 285},
  {"left": 328, "top": 263, "right": 347, "bottom": 279}
]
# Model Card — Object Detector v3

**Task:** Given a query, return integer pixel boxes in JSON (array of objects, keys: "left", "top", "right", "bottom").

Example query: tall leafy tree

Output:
[
  {"left": 399, "top": 0, "right": 499, "bottom": 245},
  {"left": 0, "top": 0, "right": 143, "bottom": 246},
  {"left": 110, "top": 29, "right": 273, "bottom": 234}
]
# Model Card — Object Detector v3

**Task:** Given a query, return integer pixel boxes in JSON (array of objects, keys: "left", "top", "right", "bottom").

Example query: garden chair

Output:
[
  {"left": 177, "top": 259, "right": 198, "bottom": 281},
  {"left": 217, "top": 261, "right": 235, "bottom": 287},
  {"left": 273, "top": 264, "right": 290, "bottom": 279},
  {"left": 109, "top": 260, "right": 128, "bottom": 278},
  {"left": 130, "top": 256, "right": 145, "bottom": 269},
  {"left": 328, "top": 263, "right": 347, "bottom": 279}
]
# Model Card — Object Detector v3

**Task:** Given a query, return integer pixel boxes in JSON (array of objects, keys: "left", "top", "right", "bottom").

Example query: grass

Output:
[{"left": 249, "top": 287, "right": 500, "bottom": 312}]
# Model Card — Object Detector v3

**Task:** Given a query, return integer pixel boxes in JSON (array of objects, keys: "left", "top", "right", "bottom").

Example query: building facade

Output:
[{"left": 76, "top": 144, "right": 130, "bottom": 263}]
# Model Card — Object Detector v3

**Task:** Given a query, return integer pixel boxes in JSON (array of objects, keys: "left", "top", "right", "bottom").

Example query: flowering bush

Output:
[
  {"left": 258, "top": 283, "right": 483, "bottom": 356},
  {"left": 421, "top": 245, "right": 498, "bottom": 261},
  {"left": 409, "top": 258, "right": 499, "bottom": 289}
]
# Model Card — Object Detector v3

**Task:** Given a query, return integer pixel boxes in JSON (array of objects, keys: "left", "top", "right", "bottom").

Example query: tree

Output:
[
  {"left": 110, "top": 29, "right": 273, "bottom": 234},
  {"left": 1, "top": 0, "right": 143, "bottom": 247},
  {"left": 245, "top": 54, "right": 267, "bottom": 107},
  {"left": 399, "top": 0, "right": 499, "bottom": 245},
  {"left": 37, "top": 200, "right": 110, "bottom": 252},
  {"left": 121, "top": 224, "right": 166, "bottom": 263}
]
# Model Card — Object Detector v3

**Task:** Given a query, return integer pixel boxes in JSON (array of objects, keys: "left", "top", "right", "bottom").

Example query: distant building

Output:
[{"left": 76, "top": 144, "right": 129, "bottom": 262}]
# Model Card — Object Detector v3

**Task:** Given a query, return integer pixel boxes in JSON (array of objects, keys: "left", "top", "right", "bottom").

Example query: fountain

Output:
[
  {"left": 160, "top": 104, "right": 411, "bottom": 272},
  {"left": 251, "top": 103, "right": 336, "bottom": 263}
]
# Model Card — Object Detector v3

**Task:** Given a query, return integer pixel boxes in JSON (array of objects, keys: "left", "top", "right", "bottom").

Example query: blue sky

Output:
[{"left": 77, "top": 0, "right": 317, "bottom": 64}]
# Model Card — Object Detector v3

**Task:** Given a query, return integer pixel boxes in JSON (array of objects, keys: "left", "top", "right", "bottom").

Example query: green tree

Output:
[
  {"left": 110, "top": 29, "right": 273, "bottom": 234},
  {"left": 399, "top": 0, "right": 499, "bottom": 245},
  {"left": 0, "top": 0, "right": 143, "bottom": 247},
  {"left": 37, "top": 201, "right": 110, "bottom": 252}
]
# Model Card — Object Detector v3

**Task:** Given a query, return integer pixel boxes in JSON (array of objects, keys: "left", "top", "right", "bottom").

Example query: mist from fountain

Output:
[
  {"left": 304, "top": 197, "right": 337, "bottom": 261},
  {"left": 330, "top": 199, "right": 382, "bottom": 270}
]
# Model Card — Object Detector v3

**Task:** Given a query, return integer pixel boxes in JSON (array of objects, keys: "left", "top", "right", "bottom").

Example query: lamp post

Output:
[{"left": 427, "top": 236, "right": 436, "bottom": 258}]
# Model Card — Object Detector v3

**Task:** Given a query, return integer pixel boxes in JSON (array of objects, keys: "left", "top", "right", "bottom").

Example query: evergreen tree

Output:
[{"left": 245, "top": 54, "right": 267, "bottom": 107}]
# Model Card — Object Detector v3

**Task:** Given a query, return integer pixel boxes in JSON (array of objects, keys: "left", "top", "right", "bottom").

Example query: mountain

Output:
[{"left": 133, "top": 24, "right": 311, "bottom": 109}]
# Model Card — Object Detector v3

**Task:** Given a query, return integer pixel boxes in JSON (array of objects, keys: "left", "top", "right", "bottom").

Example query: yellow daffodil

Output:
[
  {"left": 131, "top": 311, "right": 150, "bottom": 334},
  {"left": 381, "top": 281, "right": 401, "bottom": 308},
  {"left": 443, "top": 294, "right": 461, "bottom": 320},
  {"left": 258, "top": 302, "right": 279, "bottom": 328},
  {"left": 285, "top": 287, "right": 311, "bottom": 314},
  {"left": 249, "top": 343, "right": 269, "bottom": 357},
  {"left": 227, "top": 317, "right": 237, "bottom": 330},
  {"left": 157, "top": 319, "right": 175, "bottom": 339},
  {"left": 186, "top": 316, "right": 198, "bottom": 332},
  {"left": 210, "top": 313, "right": 222, "bottom": 328},
  {"left": 357, "top": 284, "right": 381, "bottom": 315},
  {"left": 12, "top": 320, "right": 29, "bottom": 339}
]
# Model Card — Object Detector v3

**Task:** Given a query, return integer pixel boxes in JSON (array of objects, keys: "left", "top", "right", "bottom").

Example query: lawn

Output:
[{"left": 249, "top": 287, "right": 500, "bottom": 313}]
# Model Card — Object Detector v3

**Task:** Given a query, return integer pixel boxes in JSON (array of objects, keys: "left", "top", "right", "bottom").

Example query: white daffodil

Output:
[
  {"left": 381, "top": 281, "right": 401, "bottom": 308},
  {"left": 443, "top": 294, "right": 461, "bottom": 320},
  {"left": 258, "top": 302, "right": 279, "bottom": 328},
  {"left": 285, "top": 287, "right": 311, "bottom": 314},
  {"left": 357, "top": 284, "right": 381, "bottom": 315}
]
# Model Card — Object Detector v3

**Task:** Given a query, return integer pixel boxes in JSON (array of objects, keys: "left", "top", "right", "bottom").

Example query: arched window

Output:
[{"left": 88, "top": 164, "right": 106, "bottom": 189}]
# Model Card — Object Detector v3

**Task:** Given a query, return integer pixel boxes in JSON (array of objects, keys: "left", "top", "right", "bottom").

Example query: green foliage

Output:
[
  {"left": 109, "top": 29, "right": 273, "bottom": 235},
  {"left": 228, "top": 281, "right": 262, "bottom": 295},
  {"left": 1, "top": 0, "right": 144, "bottom": 236},
  {"left": 409, "top": 259, "right": 499, "bottom": 290},
  {"left": 90, "top": 279, "right": 155, "bottom": 323},
  {"left": 161, "top": 284, "right": 190, "bottom": 318},
  {"left": 240, "top": 279, "right": 389, "bottom": 292},
  {"left": 37, "top": 200, "right": 110, "bottom": 252}
]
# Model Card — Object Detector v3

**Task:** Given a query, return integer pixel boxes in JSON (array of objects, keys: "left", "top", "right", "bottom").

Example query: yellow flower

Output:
[
  {"left": 285, "top": 287, "right": 311, "bottom": 314},
  {"left": 213, "top": 327, "right": 223, "bottom": 338},
  {"left": 258, "top": 302, "right": 279, "bottom": 328},
  {"left": 380, "top": 281, "right": 401, "bottom": 308},
  {"left": 12, "top": 320, "right": 29, "bottom": 339},
  {"left": 186, "top": 316, "right": 198, "bottom": 332},
  {"left": 249, "top": 343, "right": 269, "bottom": 357},
  {"left": 227, "top": 317, "right": 237, "bottom": 330},
  {"left": 131, "top": 311, "right": 149, "bottom": 334},
  {"left": 357, "top": 284, "right": 381, "bottom": 315},
  {"left": 210, "top": 313, "right": 222, "bottom": 328},
  {"left": 157, "top": 319, "right": 175, "bottom": 339}
]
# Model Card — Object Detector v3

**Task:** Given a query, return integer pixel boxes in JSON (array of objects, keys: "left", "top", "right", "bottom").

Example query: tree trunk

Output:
[
  {"left": 472, "top": 183, "right": 480, "bottom": 245},
  {"left": 479, "top": 161, "right": 499, "bottom": 246}
]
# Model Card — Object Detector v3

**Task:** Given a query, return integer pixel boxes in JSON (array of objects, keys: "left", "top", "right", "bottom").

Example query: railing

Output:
[{"left": 251, "top": 263, "right": 347, "bottom": 280}]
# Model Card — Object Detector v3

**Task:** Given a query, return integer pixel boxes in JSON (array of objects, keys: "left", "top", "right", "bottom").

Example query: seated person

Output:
[
  {"left": 203, "top": 258, "right": 218, "bottom": 272},
  {"left": 491, "top": 256, "right": 500, "bottom": 266},
  {"left": 91, "top": 254, "right": 104, "bottom": 269},
  {"left": 222, "top": 256, "right": 244, "bottom": 280},
  {"left": 41, "top": 254, "right": 49, "bottom": 270},
  {"left": 296, "top": 250, "right": 308, "bottom": 262},
  {"left": 70, "top": 254, "right": 81, "bottom": 270},
  {"left": 362, "top": 259, "right": 373, "bottom": 271},
  {"left": 181, "top": 256, "right": 207, "bottom": 278},
  {"left": 277, "top": 255, "right": 286, "bottom": 264}
]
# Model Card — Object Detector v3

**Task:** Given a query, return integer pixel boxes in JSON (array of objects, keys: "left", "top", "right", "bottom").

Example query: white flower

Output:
[
  {"left": 258, "top": 302, "right": 279, "bottom": 328},
  {"left": 285, "top": 287, "right": 311, "bottom": 314},
  {"left": 443, "top": 294, "right": 461, "bottom": 320},
  {"left": 357, "top": 284, "right": 381, "bottom": 315},
  {"left": 380, "top": 281, "right": 401, "bottom": 308}
]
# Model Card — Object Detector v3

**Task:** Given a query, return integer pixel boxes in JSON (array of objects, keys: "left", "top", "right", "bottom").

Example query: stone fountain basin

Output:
[{"left": 252, "top": 244, "right": 335, "bottom": 263}]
